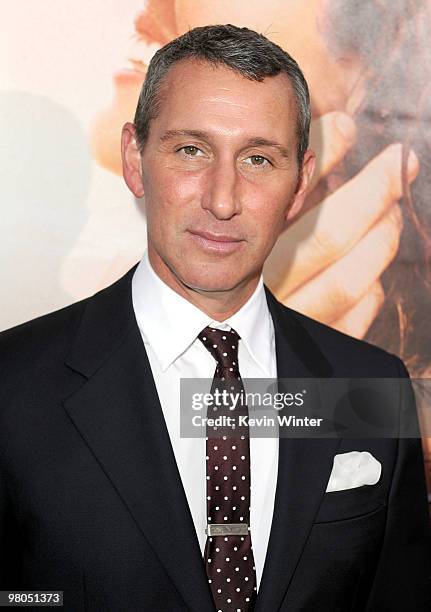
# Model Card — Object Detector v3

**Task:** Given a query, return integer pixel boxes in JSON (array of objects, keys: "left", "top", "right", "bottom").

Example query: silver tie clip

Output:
[{"left": 206, "top": 523, "right": 249, "bottom": 536}]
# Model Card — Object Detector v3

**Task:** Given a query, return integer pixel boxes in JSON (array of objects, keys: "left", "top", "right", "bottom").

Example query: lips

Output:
[
  {"left": 188, "top": 229, "right": 244, "bottom": 255},
  {"left": 134, "top": 0, "right": 178, "bottom": 46},
  {"left": 114, "top": 36, "right": 153, "bottom": 87},
  {"left": 191, "top": 230, "right": 243, "bottom": 242},
  {"left": 114, "top": 0, "right": 178, "bottom": 87}
]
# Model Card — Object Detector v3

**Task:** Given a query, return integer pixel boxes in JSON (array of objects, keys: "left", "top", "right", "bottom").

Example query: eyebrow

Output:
[
  {"left": 244, "top": 137, "right": 290, "bottom": 159},
  {"left": 159, "top": 129, "right": 291, "bottom": 158},
  {"left": 160, "top": 129, "right": 209, "bottom": 142}
]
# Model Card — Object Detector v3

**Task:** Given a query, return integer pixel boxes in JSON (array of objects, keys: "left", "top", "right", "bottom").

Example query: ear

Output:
[
  {"left": 121, "top": 122, "right": 145, "bottom": 198},
  {"left": 285, "top": 149, "right": 316, "bottom": 223}
]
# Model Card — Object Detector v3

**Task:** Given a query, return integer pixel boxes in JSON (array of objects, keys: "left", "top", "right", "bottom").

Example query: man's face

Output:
[{"left": 122, "top": 59, "right": 314, "bottom": 296}]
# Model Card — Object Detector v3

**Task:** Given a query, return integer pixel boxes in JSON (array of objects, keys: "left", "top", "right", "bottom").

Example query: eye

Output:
[
  {"left": 179, "top": 145, "right": 203, "bottom": 157},
  {"left": 244, "top": 155, "right": 271, "bottom": 167}
]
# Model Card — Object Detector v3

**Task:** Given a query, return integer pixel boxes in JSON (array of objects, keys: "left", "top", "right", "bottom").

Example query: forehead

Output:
[{"left": 151, "top": 59, "right": 298, "bottom": 145}]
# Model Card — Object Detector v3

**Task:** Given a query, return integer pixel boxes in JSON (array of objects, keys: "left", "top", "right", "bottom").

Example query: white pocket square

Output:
[{"left": 326, "top": 451, "right": 382, "bottom": 492}]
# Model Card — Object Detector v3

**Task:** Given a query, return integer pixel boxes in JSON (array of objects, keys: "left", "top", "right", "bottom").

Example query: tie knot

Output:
[{"left": 198, "top": 326, "right": 240, "bottom": 370}]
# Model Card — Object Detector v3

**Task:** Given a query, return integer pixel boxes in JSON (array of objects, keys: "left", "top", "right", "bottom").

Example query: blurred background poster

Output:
[{"left": 2, "top": 0, "right": 431, "bottom": 492}]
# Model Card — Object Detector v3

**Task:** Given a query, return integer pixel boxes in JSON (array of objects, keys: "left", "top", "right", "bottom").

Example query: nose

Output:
[{"left": 201, "top": 158, "right": 242, "bottom": 220}]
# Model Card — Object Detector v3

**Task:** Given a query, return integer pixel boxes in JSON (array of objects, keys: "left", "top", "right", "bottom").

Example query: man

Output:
[{"left": 0, "top": 24, "right": 430, "bottom": 611}]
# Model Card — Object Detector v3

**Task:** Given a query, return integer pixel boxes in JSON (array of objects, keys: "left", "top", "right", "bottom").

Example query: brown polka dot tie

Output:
[{"left": 198, "top": 326, "right": 257, "bottom": 612}]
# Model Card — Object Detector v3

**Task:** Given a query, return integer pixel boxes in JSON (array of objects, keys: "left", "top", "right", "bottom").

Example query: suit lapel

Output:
[
  {"left": 254, "top": 289, "right": 341, "bottom": 612},
  {"left": 63, "top": 267, "right": 214, "bottom": 612}
]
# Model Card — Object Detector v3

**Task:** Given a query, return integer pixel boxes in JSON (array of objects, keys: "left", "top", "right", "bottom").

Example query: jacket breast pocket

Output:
[{"left": 314, "top": 482, "right": 386, "bottom": 524}]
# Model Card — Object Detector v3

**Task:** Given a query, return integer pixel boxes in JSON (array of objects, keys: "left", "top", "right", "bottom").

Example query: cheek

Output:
[
  {"left": 248, "top": 181, "right": 294, "bottom": 220},
  {"left": 243, "top": 187, "right": 293, "bottom": 251},
  {"left": 142, "top": 166, "right": 203, "bottom": 226}
]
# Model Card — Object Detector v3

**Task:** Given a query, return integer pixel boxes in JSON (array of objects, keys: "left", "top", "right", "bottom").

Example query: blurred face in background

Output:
[{"left": 92, "top": 0, "right": 368, "bottom": 174}]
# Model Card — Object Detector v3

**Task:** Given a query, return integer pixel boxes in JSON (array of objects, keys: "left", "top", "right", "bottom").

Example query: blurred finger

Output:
[
  {"left": 282, "top": 204, "right": 402, "bottom": 321},
  {"left": 265, "top": 144, "right": 418, "bottom": 295},
  {"left": 330, "top": 281, "right": 384, "bottom": 339},
  {"left": 308, "top": 112, "right": 356, "bottom": 190}
]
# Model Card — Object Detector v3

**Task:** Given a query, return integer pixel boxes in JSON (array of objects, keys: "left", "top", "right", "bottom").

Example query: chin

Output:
[{"left": 178, "top": 270, "right": 240, "bottom": 294}]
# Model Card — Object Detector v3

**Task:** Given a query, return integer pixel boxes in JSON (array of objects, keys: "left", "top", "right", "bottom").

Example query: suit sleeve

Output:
[{"left": 366, "top": 357, "right": 431, "bottom": 610}]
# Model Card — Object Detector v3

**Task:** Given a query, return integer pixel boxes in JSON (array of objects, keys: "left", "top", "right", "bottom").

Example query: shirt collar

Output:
[{"left": 132, "top": 250, "right": 273, "bottom": 374}]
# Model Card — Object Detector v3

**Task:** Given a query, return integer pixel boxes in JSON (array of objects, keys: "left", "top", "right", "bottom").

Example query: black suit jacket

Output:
[{"left": 1, "top": 266, "right": 430, "bottom": 611}]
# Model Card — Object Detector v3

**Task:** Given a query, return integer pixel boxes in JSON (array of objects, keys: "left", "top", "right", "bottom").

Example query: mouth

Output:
[
  {"left": 113, "top": 0, "right": 179, "bottom": 87},
  {"left": 134, "top": 1, "right": 178, "bottom": 46},
  {"left": 187, "top": 230, "right": 245, "bottom": 255},
  {"left": 113, "top": 38, "right": 158, "bottom": 86}
]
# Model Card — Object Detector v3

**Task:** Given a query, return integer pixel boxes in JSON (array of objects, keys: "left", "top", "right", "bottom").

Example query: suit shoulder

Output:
[
  {"left": 0, "top": 297, "right": 88, "bottom": 373},
  {"left": 277, "top": 298, "right": 404, "bottom": 377},
  {"left": 0, "top": 265, "right": 137, "bottom": 385}
]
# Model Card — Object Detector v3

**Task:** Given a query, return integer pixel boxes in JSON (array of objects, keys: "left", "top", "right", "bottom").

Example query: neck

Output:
[{"left": 147, "top": 248, "right": 260, "bottom": 321}]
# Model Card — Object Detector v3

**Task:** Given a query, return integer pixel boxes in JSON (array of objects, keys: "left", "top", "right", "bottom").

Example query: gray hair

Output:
[{"left": 134, "top": 24, "right": 311, "bottom": 167}]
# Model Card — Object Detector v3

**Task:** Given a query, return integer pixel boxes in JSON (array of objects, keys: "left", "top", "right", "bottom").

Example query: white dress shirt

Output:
[{"left": 132, "top": 251, "right": 278, "bottom": 589}]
